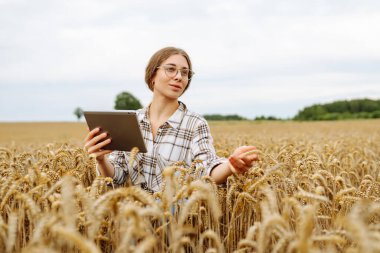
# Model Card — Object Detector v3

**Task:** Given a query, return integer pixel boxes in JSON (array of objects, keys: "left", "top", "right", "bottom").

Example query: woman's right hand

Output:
[{"left": 84, "top": 127, "right": 112, "bottom": 161}]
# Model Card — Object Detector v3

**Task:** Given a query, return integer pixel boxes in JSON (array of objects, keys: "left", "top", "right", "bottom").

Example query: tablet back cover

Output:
[{"left": 84, "top": 111, "right": 147, "bottom": 152}]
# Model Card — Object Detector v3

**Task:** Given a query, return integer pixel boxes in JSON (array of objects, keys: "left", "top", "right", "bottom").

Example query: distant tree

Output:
[
  {"left": 361, "top": 99, "right": 379, "bottom": 112},
  {"left": 294, "top": 105, "right": 327, "bottom": 120},
  {"left": 254, "top": 115, "right": 281, "bottom": 121},
  {"left": 203, "top": 114, "right": 247, "bottom": 121},
  {"left": 74, "top": 107, "right": 83, "bottom": 121},
  {"left": 114, "top": 91, "right": 143, "bottom": 110},
  {"left": 372, "top": 110, "right": 380, "bottom": 118}
]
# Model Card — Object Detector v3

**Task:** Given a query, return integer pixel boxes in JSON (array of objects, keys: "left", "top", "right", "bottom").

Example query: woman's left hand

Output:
[{"left": 228, "top": 146, "right": 259, "bottom": 174}]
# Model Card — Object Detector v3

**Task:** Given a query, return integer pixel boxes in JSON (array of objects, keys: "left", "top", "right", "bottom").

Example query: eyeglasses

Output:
[{"left": 157, "top": 65, "right": 195, "bottom": 80}]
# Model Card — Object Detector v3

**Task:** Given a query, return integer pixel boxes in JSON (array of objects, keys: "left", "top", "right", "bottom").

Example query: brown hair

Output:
[{"left": 145, "top": 47, "right": 193, "bottom": 93}]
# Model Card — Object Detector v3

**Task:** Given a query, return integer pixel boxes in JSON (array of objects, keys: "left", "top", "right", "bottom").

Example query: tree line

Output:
[
  {"left": 294, "top": 98, "right": 380, "bottom": 120},
  {"left": 73, "top": 92, "right": 380, "bottom": 121}
]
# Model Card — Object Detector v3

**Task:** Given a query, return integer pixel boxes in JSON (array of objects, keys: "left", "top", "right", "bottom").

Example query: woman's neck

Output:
[{"left": 148, "top": 96, "right": 179, "bottom": 124}]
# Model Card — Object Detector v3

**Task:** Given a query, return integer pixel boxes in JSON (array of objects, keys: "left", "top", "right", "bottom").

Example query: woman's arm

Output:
[
  {"left": 191, "top": 119, "right": 259, "bottom": 184},
  {"left": 209, "top": 161, "right": 232, "bottom": 184},
  {"left": 96, "top": 157, "right": 115, "bottom": 178}
]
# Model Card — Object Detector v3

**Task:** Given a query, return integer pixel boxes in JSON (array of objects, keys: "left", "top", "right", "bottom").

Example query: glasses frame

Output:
[{"left": 157, "top": 65, "right": 195, "bottom": 81}]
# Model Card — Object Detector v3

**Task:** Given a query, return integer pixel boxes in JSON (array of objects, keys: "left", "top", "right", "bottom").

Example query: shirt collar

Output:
[
  {"left": 138, "top": 101, "right": 187, "bottom": 129},
  {"left": 167, "top": 101, "right": 186, "bottom": 129},
  {"left": 137, "top": 107, "right": 148, "bottom": 123}
]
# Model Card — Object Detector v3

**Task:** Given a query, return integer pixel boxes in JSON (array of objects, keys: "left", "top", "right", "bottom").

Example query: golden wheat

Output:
[{"left": 0, "top": 120, "right": 380, "bottom": 252}]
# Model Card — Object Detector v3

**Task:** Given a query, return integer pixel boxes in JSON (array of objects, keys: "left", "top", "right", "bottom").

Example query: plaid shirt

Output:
[{"left": 109, "top": 101, "right": 226, "bottom": 193}]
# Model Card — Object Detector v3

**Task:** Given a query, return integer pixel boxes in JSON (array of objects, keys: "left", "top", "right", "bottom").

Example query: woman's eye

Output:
[
  {"left": 167, "top": 67, "right": 176, "bottom": 73},
  {"left": 181, "top": 70, "right": 189, "bottom": 76}
]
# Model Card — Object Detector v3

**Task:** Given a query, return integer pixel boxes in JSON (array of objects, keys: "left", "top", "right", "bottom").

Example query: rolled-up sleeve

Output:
[
  {"left": 191, "top": 120, "right": 227, "bottom": 177},
  {"left": 108, "top": 151, "right": 129, "bottom": 184}
]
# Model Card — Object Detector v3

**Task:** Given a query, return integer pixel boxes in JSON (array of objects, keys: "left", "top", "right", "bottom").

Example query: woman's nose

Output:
[{"left": 174, "top": 69, "right": 182, "bottom": 80}]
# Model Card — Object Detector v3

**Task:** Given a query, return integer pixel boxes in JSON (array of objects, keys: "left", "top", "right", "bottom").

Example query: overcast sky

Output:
[{"left": 1, "top": 0, "right": 379, "bottom": 121}]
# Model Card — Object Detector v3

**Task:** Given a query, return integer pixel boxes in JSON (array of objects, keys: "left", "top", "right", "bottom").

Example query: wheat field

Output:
[{"left": 0, "top": 120, "right": 379, "bottom": 253}]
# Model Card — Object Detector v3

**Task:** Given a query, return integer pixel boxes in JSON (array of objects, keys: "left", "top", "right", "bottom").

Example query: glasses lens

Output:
[
  {"left": 180, "top": 69, "right": 189, "bottom": 77},
  {"left": 164, "top": 66, "right": 177, "bottom": 77},
  {"left": 162, "top": 65, "right": 193, "bottom": 80}
]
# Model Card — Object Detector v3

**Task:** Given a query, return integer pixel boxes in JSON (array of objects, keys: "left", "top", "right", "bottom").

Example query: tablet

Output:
[{"left": 84, "top": 111, "right": 147, "bottom": 152}]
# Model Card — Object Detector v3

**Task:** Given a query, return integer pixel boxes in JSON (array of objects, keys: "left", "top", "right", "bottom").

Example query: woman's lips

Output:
[{"left": 169, "top": 84, "right": 182, "bottom": 90}]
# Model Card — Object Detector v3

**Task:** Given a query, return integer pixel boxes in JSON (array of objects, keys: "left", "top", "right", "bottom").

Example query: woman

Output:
[{"left": 84, "top": 47, "right": 258, "bottom": 193}]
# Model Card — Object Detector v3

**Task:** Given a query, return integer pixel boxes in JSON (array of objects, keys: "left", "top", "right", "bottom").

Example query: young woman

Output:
[{"left": 84, "top": 47, "right": 258, "bottom": 193}]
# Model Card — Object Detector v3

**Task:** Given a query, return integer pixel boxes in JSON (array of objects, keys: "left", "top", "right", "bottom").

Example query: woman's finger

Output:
[
  {"left": 92, "top": 149, "right": 112, "bottom": 158},
  {"left": 84, "top": 127, "right": 101, "bottom": 142},
  {"left": 241, "top": 156, "right": 254, "bottom": 167},
  {"left": 237, "top": 146, "right": 256, "bottom": 155},
  {"left": 87, "top": 138, "right": 112, "bottom": 154},
  {"left": 242, "top": 149, "right": 261, "bottom": 157},
  {"left": 84, "top": 132, "right": 108, "bottom": 151},
  {"left": 241, "top": 153, "right": 259, "bottom": 163},
  {"left": 229, "top": 156, "right": 247, "bottom": 173}
]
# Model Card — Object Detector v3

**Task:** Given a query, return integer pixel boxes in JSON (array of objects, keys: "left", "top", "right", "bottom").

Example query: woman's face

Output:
[{"left": 152, "top": 54, "right": 190, "bottom": 100}]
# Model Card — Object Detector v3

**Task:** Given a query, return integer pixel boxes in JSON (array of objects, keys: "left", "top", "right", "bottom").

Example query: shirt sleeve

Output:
[
  {"left": 191, "top": 119, "right": 227, "bottom": 177},
  {"left": 108, "top": 150, "right": 129, "bottom": 184}
]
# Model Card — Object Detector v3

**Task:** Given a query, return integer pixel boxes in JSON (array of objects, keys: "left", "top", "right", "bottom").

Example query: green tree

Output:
[
  {"left": 294, "top": 105, "right": 326, "bottom": 120},
  {"left": 325, "top": 100, "right": 349, "bottom": 113},
  {"left": 74, "top": 107, "right": 83, "bottom": 121},
  {"left": 294, "top": 98, "right": 380, "bottom": 120},
  {"left": 114, "top": 91, "right": 143, "bottom": 110},
  {"left": 361, "top": 99, "right": 379, "bottom": 112}
]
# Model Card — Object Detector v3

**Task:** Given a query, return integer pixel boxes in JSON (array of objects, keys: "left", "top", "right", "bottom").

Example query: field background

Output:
[{"left": 1, "top": 119, "right": 379, "bottom": 147}]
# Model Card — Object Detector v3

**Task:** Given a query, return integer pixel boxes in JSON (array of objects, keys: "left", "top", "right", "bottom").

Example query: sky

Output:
[{"left": 1, "top": 0, "right": 380, "bottom": 121}]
